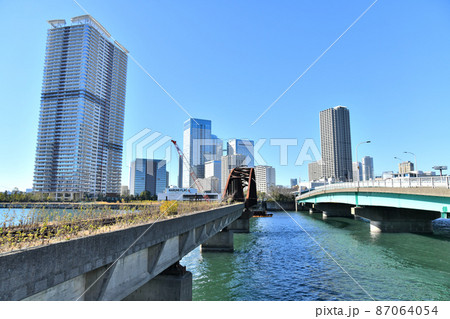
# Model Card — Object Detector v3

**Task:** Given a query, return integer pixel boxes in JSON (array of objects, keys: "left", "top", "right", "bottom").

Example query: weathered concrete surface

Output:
[
  {"left": 123, "top": 263, "right": 192, "bottom": 301},
  {"left": 201, "top": 229, "right": 234, "bottom": 252},
  {"left": 227, "top": 208, "right": 253, "bottom": 233},
  {"left": 228, "top": 218, "right": 250, "bottom": 233},
  {"left": 123, "top": 272, "right": 192, "bottom": 301},
  {"left": 351, "top": 206, "right": 441, "bottom": 233},
  {"left": 0, "top": 203, "right": 244, "bottom": 301}
]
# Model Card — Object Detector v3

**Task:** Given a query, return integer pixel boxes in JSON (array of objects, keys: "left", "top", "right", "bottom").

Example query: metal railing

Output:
[{"left": 302, "top": 176, "right": 450, "bottom": 196}]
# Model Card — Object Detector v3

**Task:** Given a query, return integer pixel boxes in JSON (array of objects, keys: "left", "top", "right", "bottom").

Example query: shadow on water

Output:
[{"left": 318, "top": 218, "right": 355, "bottom": 230}]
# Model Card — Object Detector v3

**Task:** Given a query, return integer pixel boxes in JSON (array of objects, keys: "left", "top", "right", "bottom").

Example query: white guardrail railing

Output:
[{"left": 302, "top": 176, "right": 450, "bottom": 196}]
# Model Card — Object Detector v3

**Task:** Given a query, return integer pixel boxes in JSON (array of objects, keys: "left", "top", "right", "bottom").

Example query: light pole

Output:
[
  {"left": 394, "top": 156, "right": 403, "bottom": 177},
  {"left": 356, "top": 140, "right": 371, "bottom": 187},
  {"left": 403, "top": 151, "right": 417, "bottom": 176}
]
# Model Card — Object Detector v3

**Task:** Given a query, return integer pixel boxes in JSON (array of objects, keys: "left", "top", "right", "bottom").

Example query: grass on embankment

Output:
[{"left": 0, "top": 201, "right": 226, "bottom": 254}]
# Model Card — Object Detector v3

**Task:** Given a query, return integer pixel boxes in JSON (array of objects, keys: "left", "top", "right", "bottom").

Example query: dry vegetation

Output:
[{"left": 0, "top": 201, "right": 227, "bottom": 254}]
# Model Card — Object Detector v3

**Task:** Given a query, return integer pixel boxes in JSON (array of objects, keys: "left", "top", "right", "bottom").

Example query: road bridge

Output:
[{"left": 297, "top": 178, "right": 450, "bottom": 233}]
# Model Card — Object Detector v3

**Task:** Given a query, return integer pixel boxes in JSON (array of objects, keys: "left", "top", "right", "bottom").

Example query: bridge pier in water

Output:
[
  {"left": 123, "top": 262, "right": 192, "bottom": 301},
  {"left": 302, "top": 202, "right": 320, "bottom": 214},
  {"left": 351, "top": 206, "right": 441, "bottom": 233},
  {"left": 228, "top": 209, "right": 253, "bottom": 233},
  {"left": 313, "top": 203, "right": 353, "bottom": 219},
  {"left": 201, "top": 228, "right": 234, "bottom": 252}
]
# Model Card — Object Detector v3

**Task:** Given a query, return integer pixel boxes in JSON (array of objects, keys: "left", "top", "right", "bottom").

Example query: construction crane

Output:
[{"left": 171, "top": 140, "right": 210, "bottom": 201}]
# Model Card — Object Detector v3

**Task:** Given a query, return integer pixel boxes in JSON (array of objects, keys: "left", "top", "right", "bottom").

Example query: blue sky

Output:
[{"left": 1, "top": 0, "right": 450, "bottom": 191}]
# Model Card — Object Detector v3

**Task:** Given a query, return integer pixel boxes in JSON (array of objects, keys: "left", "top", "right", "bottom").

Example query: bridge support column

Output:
[
  {"left": 228, "top": 218, "right": 249, "bottom": 233},
  {"left": 309, "top": 206, "right": 321, "bottom": 215},
  {"left": 313, "top": 203, "right": 353, "bottom": 219},
  {"left": 302, "top": 202, "right": 319, "bottom": 214},
  {"left": 297, "top": 202, "right": 310, "bottom": 212},
  {"left": 201, "top": 228, "right": 233, "bottom": 252},
  {"left": 123, "top": 262, "right": 192, "bottom": 301},
  {"left": 228, "top": 209, "right": 252, "bottom": 233},
  {"left": 351, "top": 206, "right": 441, "bottom": 233}
]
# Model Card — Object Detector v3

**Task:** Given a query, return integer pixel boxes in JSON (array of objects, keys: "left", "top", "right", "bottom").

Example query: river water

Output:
[{"left": 181, "top": 211, "right": 450, "bottom": 301}]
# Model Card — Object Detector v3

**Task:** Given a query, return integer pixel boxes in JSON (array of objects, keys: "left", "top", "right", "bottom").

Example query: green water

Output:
[{"left": 181, "top": 212, "right": 450, "bottom": 301}]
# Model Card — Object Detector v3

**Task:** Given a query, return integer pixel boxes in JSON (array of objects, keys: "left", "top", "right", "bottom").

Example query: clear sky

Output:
[{"left": 1, "top": 0, "right": 450, "bottom": 191}]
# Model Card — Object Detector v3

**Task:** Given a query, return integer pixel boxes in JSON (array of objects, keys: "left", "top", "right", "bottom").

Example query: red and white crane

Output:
[{"left": 171, "top": 140, "right": 210, "bottom": 201}]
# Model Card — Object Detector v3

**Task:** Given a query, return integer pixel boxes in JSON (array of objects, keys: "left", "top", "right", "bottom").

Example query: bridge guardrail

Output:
[{"left": 300, "top": 176, "right": 450, "bottom": 197}]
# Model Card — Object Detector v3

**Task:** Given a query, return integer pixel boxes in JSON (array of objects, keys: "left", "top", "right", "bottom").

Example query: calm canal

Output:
[{"left": 181, "top": 211, "right": 450, "bottom": 301}]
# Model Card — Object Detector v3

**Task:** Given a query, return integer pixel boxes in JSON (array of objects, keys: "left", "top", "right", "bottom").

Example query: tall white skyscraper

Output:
[
  {"left": 255, "top": 165, "right": 276, "bottom": 193},
  {"left": 33, "top": 15, "right": 128, "bottom": 200},
  {"left": 362, "top": 156, "right": 374, "bottom": 181},
  {"left": 320, "top": 106, "right": 353, "bottom": 182},
  {"left": 227, "top": 139, "right": 254, "bottom": 167},
  {"left": 182, "top": 118, "right": 222, "bottom": 188}
]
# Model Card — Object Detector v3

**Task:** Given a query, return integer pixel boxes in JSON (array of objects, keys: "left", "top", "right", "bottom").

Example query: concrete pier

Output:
[
  {"left": 123, "top": 263, "right": 192, "bottom": 301},
  {"left": 228, "top": 209, "right": 252, "bottom": 233},
  {"left": 309, "top": 207, "right": 321, "bottom": 215},
  {"left": 313, "top": 203, "right": 353, "bottom": 219},
  {"left": 201, "top": 228, "right": 234, "bottom": 252},
  {"left": 228, "top": 218, "right": 250, "bottom": 233},
  {"left": 351, "top": 206, "right": 441, "bottom": 233}
]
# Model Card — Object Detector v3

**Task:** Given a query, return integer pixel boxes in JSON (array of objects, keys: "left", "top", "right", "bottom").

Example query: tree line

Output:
[{"left": 0, "top": 189, "right": 158, "bottom": 203}]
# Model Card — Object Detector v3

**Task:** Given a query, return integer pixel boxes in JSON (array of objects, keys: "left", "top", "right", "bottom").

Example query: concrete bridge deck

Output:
[{"left": 0, "top": 203, "right": 246, "bottom": 301}]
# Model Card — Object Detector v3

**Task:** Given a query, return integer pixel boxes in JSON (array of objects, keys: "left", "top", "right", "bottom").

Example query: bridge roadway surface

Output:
[
  {"left": 0, "top": 203, "right": 246, "bottom": 301},
  {"left": 297, "top": 186, "right": 450, "bottom": 233}
]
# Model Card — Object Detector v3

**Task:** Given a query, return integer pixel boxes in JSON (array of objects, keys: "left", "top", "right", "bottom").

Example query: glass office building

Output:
[
  {"left": 226, "top": 139, "right": 254, "bottom": 167},
  {"left": 33, "top": 15, "right": 128, "bottom": 200},
  {"left": 129, "top": 159, "right": 167, "bottom": 196},
  {"left": 182, "top": 118, "right": 222, "bottom": 188}
]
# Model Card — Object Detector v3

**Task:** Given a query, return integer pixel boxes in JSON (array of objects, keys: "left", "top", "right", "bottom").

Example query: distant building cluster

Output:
[{"left": 130, "top": 117, "right": 277, "bottom": 200}]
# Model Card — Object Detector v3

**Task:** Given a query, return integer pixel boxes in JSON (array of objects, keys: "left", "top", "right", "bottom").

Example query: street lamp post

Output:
[
  {"left": 356, "top": 140, "right": 371, "bottom": 188},
  {"left": 404, "top": 151, "right": 417, "bottom": 176}
]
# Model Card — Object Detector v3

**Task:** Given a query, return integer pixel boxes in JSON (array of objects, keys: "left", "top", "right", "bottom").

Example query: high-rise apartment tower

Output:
[
  {"left": 319, "top": 106, "right": 353, "bottom": 182},
  {"left": 33, "top": 15, "right": 128, "bottom": 200}
]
